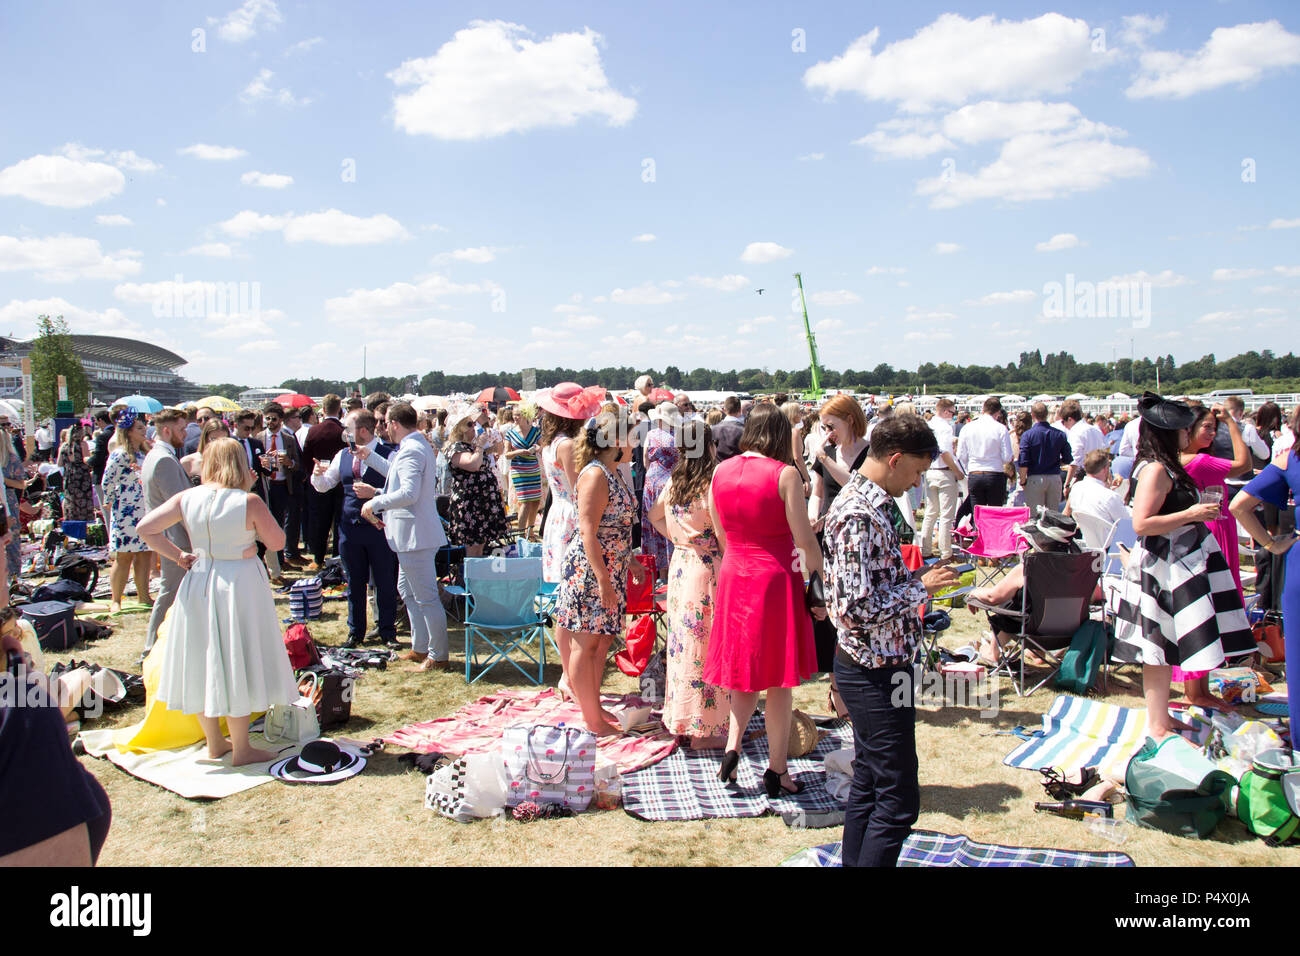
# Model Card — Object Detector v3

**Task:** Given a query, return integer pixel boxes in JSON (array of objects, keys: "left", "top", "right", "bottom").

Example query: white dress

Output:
[
  {"left": 541, "top": 441, "right": 578, "bottom": 583},
  {"left": 156, "top": 486, "right": 299, "bottom": 717}
]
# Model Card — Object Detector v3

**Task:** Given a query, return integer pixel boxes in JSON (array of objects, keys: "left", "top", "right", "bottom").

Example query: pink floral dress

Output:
[{"left": 661, "top": 483, "right": 729, "bottom": 737}]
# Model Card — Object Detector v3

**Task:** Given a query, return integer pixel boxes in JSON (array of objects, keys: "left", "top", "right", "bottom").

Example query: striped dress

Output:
[
  {"left": 1112, "top": 461, "right": 1254, "bottom": 672},
  {"left": 506, "top": 424, "right": 543, "bottom": 502}
]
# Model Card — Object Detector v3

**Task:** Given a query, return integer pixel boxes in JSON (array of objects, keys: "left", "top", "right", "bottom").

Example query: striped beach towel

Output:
[{"left": 1003, "top": 694, "right": 1148, "bottom": 778}]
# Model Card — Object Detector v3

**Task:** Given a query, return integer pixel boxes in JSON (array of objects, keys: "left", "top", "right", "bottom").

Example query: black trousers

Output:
[
  {"left": 308, "top": 485, "right": 343, "bottom": 563},
  {"left": 283, "top": 485, "right": 303, "bottom": 559},
  {"left": 266, "top": 481, "right": 292, "bottom": 561},
  {"left": 956, "top": 471, "right": 1008, "bottom": 524}
]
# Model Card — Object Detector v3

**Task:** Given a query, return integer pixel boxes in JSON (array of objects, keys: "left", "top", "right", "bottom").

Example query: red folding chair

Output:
[{"left": 955, "top": 505, "right": 1030, "bottom": 587}]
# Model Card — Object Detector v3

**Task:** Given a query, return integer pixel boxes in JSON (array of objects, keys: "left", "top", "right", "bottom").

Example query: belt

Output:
[{"left": 969, "top": 470, "right": 1004, "bottom": 476}]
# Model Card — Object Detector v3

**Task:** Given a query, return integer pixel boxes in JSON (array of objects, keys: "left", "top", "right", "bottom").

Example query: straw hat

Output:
[
  {"left": 787, "top": 710, "right": 820, "bottom": 758},
  {"left": 536, "top": 382, "right": 604, "bottom": 421},
  {"left": 648, "top": 401, "right": 681, "bottom": 428}
]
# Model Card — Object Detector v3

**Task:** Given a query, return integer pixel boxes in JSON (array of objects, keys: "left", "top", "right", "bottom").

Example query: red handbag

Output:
[
  {"left": 615, "top": 616, "right": 656, "bottom": 677},
  {"left": 1254, "top": 618, "right": 1284, "bottom": 662}
]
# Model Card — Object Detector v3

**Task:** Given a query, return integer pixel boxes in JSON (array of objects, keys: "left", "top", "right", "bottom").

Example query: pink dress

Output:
[
  {"left": 1174, "top": 453, "right": 1242, "bottom": 682},
  {"left": 702, "top": 455, "right": 817, "bottom": 692}
]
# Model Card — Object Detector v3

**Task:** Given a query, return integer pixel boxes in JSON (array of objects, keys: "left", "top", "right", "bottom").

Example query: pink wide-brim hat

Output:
[{"left": 536, "top": 382, "right": 605, "bottom": 421}]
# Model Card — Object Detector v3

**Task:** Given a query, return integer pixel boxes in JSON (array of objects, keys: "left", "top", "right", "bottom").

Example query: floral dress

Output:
[
  {"left": 101, "top": 447, "right": 148, "bottom": 553},
  {"left": 661, "top": 482, "right": 729, "bottom": 737},
  {"left": 554, "top": 461, "right": 636, "bottom": 637},
  {"left": 448, "top": 441, "right": 508, "bottom": 547},
  {"left": 640, "top": 426, "right": 679, "bottom": 573},
  {"left": 2, "top": 450, "right": 23, "bottom": 578},
  {"left": 58, "top": 438, "right": 95, "bottom": 522}
]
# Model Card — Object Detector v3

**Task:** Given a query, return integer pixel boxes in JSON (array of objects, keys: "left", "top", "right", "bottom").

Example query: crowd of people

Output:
[{"left": 3, "top": 377, "right": 1298, "bottom": 868}]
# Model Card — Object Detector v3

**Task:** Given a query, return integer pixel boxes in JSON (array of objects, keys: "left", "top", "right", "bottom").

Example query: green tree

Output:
[{"left": 29, "top": 315, "right": 90, "bottom": 418}]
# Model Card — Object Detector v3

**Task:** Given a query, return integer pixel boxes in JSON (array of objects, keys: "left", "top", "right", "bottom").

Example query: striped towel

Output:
[{"left": 1003, "top": 694, "right": 1148, "bottom": 778}]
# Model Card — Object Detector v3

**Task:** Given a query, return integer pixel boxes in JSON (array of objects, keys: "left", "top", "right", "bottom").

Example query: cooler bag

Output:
[{"left": 22, "top": 601, "right": 79, "bottom": 651}]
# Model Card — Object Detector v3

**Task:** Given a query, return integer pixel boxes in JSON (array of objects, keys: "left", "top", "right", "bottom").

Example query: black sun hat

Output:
[
  {"left": 269, "top": 739, "right": 366, "bottom": 784},
  {"left": 1137, "top": 391, "right": 1197, "bottom": 431}
]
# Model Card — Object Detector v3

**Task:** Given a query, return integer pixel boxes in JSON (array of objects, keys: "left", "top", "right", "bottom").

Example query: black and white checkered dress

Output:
[{"left": 1112, "top": 474, "right": 1254, "bottom": 670}]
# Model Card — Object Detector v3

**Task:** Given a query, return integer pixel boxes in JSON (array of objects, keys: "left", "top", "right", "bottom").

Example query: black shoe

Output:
[
  {"left": 343, "top": 634, "right": 364, "bottom": 649},
  {"left": 364, "top": 630, "right": 381, "bottom": 644},
  {"left": 718, "top": 749, "right": 740, "bottom": 784},
  {"left": 763, "top": 768, "right": 804, "bottom": 798}
]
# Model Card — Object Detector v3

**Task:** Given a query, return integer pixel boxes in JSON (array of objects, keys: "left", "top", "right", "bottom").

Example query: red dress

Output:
[{"left": 703, "top": 455, "right": 817, "bottom": 692}]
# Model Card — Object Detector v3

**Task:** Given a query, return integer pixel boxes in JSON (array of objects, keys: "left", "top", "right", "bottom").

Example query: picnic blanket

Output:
[
  {"left": 621, "top": 713, "right": 852, "bottom": 824},
  {"left": 79, "top": 728, "right": 294, "bottom": 799},
  {"left": 382, "top": 688, "right": 677, "bottom": 774},
  {"left": 1003, "top": 695, "right": 1150, "bottom": 778},
  {"left": 782, "top": 831, "right": 1135, "bottom": 867}
]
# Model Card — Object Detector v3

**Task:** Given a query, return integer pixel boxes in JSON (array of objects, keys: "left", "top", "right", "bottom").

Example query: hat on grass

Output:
[{"left": 269, "top": 739, "right": 366, "bottom": 784}]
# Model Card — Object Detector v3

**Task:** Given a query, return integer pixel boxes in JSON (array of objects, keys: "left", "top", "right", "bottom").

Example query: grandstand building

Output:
[{"left": 0, "top": 334, "right": 206, "bottom": 408}]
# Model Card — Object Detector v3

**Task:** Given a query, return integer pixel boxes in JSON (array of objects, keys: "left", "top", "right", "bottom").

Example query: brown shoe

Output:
[
  {"left": 396, "top": 650, "right": 427, "bottom": 662},
  {"left": 269, "top": 576, "right": 286, "bottom": 587},
  {"left": 412, "top": 658, "right": 449, "bottom": 672},
  {"left": 301, "top": 561, "right": 322, "bottom": 572}
]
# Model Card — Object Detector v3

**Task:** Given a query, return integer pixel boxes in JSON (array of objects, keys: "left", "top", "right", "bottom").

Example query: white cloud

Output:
[
  {"left": 1119, "top": 14, "right": 1167, "bottom": 50},
  {"left": 803, "top": 13, "right": 1101, "bottom": 113},
  {"left": 811, "top": 290, "right": 862, "bottom": 306},
  {"left": 904, "top": 330, "right": 954, "bottom": 343},
  {"left": 942, "top": 100, "right": 1082, "bottom": 144},
  {"left": 814, "top": 318, "right": 845, "bottom": 332},
  {"left": 740, "top": 242, "right": 793, "bottom": 264},
  {"left": 567, "top": 314, "right": 603, "bottom": 329},
  {"left": 1105, "top": 269, "right": 1190, "bottom": 288},
  {"left": 1267, "top": 218, "right": 1300, "bottom": 230},
  {"left": 904, "top": 307, "right": 957, "bottom": 322},
  {"left": 1275, "top": 265, "right": 1300, "bottom": 278},
  {"left": 238, "top": 338, "right": 282, "bottom": 352},
  {"left": 241, "top": 170, "right": 294, "bottom": 189},
  {"left": 552, "top": 303, "right": 582, "bottom": 314},
  {"left": 59, "top": 143, "right": 160, "bottom": 173},
  {"left": 867, "top": 266, "right": 905, "bottom": 275},
  {"left": 689, "top": 274, "right": 749, "bottom": 292},
  {"left": 966, "top": 289, "right": 1036, "bottom": 305},
  {"left": 1127, "top": 20, "right": 1300, "bottom": 99},
  {"left": 433, "top": 246, "right": 497, "bottom": 264},
  {"left": 601, "top": 330, "right": 648, "bottom": 348},
  {"left": 915, "top": 120, "right": 1152, "bottom": 208},
  {"left": 323, "top": 274, "right": 488, "bottom": 323},
  {"left": 1035, "top": 232, "right": 1079, "bottom": 252},
  {"left": 1196, "top": 310, "right": 1246, "bottom": 325},
  {"left": 217, "top": 209, "right": 409, "bottom": 245},
  {"left": 0, "top": 297, "right": 139, "bottom": 336},
  {"left": 1213, "top": 267, "right": 1268, "bottom": 281},
  {"left": 210, "top": 0, "right": 282, "bottom": 43},
  {"left": 934, "top": 242, "right": 962, "bottom": 254},
  {"left": 854, "top": 118, "right": 953, "bottom": 159},
  {"left": 95, "top": 214, "right": 132, "bottom": 226},
  {"left": 0, "top": 235, "right": 142, "bottom": 281},
  {"left": 388, "top": 20, "right": 636, "bottom": 140},
  {"left": 798, "top": 153, "right": 825, "bottom": 161},
  {"left": 0, "top": 154, "right": 124, "bottom": 208},
  {"left": 420, "top": 223, "right": 449, "bottom": 233},
  {"left": 284, "top": 36, "right": 323, "bottom": 56},
  {"left": 609, "top": 282, "right": 682, "bottom": 305},
  {"left": 240, "top": 68, "right": 310, "bottom": 107},
  {"left": 179, "top": 144, "right": 248, "bottom": 161},
  {"left": 632, "top": 233, "right": 656, "bottom": 243},
  {"left": 182, "top": 243, "right": 234, "bottom": 258}
]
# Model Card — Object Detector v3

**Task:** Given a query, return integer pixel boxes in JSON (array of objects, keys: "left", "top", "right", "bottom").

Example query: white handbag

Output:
[
  {"left": 263, "top": 672, "right": 321, "bottom": 744},
  {"left": 425, "top": 753, "right": 508, "bottom": 822}
]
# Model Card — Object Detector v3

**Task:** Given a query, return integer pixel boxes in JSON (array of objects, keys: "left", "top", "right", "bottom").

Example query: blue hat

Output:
[{"left": 114, "top": 409, "right": 138, "bottom": 430}]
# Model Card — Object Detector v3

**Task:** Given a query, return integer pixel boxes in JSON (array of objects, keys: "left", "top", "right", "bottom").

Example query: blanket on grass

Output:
[{"left": 782, "top": 831, "right": 1134, "bottom": 867}]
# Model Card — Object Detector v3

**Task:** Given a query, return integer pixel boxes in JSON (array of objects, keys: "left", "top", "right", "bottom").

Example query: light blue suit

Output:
[{"left": 369, "top": 431, "right": 448, "bottom": 660}]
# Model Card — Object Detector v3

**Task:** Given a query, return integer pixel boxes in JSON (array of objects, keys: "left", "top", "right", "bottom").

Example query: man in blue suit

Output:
[
  {"left": 311, "top": 408, "right": 398, "bottom": 649},
  {"left": 361, "top": 402, "right": 449, "bottom": 669}
]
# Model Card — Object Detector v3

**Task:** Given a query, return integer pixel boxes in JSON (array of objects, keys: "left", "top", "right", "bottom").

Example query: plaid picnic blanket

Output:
[
  {"left": 382, "top": 688, "right": 677, "bottom": 774},
  {"left": 783, "top": 832, "right": 1135, "bottom": 867},
  {"left": 621, "top": 713, "right": 852, "bottom": 824}
]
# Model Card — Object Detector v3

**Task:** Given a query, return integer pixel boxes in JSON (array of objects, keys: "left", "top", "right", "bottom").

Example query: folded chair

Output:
[
  {"left": 955, "top": 506, "right": 1030, "bottom": 587},
  {"left": 462, "top": 557, "right": 549, "bottom": 685},
  {"left": 983, "top": 550, "right": 1102, "bottom": 697}
]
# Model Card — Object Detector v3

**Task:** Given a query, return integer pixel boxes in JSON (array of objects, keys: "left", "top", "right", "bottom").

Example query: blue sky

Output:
[{"left": 0, "top": 1, "right": 1297, "bottom": 390}]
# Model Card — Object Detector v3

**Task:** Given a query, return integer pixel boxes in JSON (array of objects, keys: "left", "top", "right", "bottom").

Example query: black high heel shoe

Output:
[
  {"left": 763, "top": 768, "right": 804, "bottom": 797},
  {"left": 718, "top": 750, "right": 740, "bottom": 784}
]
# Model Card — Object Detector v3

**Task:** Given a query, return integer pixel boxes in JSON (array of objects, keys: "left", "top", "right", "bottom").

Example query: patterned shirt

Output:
[{"left": 822, "top": 473, "right": 927, "bottom": 669}]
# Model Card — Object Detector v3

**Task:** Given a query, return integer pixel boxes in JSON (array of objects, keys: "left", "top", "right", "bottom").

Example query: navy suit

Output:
[{"left": 337, "top": 443, "right": 399, "bottom": 641}]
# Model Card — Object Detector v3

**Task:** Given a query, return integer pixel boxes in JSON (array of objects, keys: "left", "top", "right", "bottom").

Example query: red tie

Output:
[{"left": 352, "top": 452, "right": 362, "bottom": 478}]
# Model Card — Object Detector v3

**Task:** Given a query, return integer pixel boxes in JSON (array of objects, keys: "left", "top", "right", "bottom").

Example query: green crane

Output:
[{"left": 794, "top": 272, "right": 824, "bottom": 402}]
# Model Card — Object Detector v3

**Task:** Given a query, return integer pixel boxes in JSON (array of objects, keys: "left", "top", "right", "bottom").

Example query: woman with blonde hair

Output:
[
  {"left": 503, "top": 403, "right": 543, "bottom": 538},
  {"left": 100, "top": 409, "right": 154, "bottom": 613},
  {"left": 138, "top": 437, "right": 298, "bottom": 766},
  {"left": 180, "top": 419, "right": 230, "bottom": 482},
  {"left": 553, "top": 407, "right": 646, "bottom": 735}
]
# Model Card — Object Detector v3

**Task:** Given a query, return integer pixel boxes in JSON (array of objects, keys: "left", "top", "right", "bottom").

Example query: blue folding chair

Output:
[{"left": 463, "top": 557, "right": 549, "bottom": 685}]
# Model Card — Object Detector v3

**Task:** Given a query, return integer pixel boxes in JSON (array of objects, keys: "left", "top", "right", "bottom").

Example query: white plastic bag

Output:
[
  {"left": 425, "top": 752, "right": 507, "bottom": 823},
  {"left": 823, "top": 746, "right": 854, "bottom": 804}
]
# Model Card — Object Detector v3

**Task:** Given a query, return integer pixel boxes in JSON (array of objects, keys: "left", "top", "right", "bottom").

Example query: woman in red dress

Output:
[{"left": 703, "top": 404, "right": 823, "bottom": 797}]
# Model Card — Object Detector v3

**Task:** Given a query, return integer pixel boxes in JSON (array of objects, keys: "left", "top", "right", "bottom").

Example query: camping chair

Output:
[
  {"left": 954, "top": 506, "right": 1030, "bottom": 587},
  {"left": 1071, "top": 509, "right": 1114, "bottom": 553},
  {"left": 980, "top": 550, "right": 1102, "bottom": 697},
  {"left": 462, "top": 556, "right": 549, "bottom": 685}
]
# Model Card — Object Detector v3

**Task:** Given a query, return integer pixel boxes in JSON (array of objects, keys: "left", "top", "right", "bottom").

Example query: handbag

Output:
[
  {"left": 804, "top": 571, "right": 826, "bottom": 612},
  {"left": 614, "top": 615, "right": 656, "bottom": 677},
  {"left": 425, "top": 753, "right": 508, "bottom": 823},
  {"left": 263, "top": 672, "right": 321, "bottom": 744},
  {"left": 502, "top": 724, "right": 597, "bottom": 812}
]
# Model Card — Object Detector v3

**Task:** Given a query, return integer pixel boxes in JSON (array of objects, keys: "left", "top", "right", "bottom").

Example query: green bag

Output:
[
  {"left": 1237, "top": 750, "right": 1300, "bottom": 846},
  {"left": 1053, "top": 620, "right": 1109, "bottom": 695},
  {"left": 1124, "top": 735, "right": 1235, "bottom": 839}
]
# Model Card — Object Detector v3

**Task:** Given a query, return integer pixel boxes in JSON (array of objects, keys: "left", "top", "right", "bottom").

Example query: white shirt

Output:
[
  {"left": 1238, "top": 417, "right": 1270, "bottom": 461},
  {"left": 1067, "top": 421, "right": 1107, "bottom": 466},
  {"left": 311, "top": 437, "right": 392, "bottom": 493},
  {"left": 1117, "top": 417, "right": 1142, "bottom": 458},
  {"left": 34, "top": 426, "right": 53, "bottom": 450},
  {"left": 927, "top": 415, "right": 957, "bottom": 472},
  {"left": 1068, "top": 475, "right": 1131, "bottom": 526},
  {"left": 296, "top": 423, "right": 313, "bottom": 449},
  {"left": 956, "top": 414, "right": 1013, "bottom": 473},
  {"left": 264, "top": 426, "right": 294, "bottom": 481}
]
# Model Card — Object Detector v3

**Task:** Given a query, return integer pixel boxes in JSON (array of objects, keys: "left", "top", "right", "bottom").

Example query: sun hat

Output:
[
  {"left": 445, "top": 403, "right": 477, "bottom": 435},
  {"left": 1137, "top": 391, "right": 1196, "bottom": 431},
  {"left": 536, "top": 382, "right": 604, "bottom": 421},
  {"left": 269, "top": 739, "right": 366, "bottom": 784},
  {"left": 648, "top": 402, "right": 681, "bottom": 428}
]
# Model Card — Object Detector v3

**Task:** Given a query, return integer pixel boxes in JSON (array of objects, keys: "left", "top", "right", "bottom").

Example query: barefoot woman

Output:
[{"left": 138, "top": 438, "right": 299, "bottom": 766}]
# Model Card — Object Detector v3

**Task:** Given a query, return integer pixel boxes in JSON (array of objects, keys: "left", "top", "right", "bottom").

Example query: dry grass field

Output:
[{"left": 54, "top": 564, "right": 1298, "bottom": 868}]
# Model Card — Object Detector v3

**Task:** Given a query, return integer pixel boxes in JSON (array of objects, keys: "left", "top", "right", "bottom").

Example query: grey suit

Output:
[
  {"left": 141, "top": 441, "right": 192, "bottom": 655},
  {"left": 369, "top": 432, "right": 448, "bottom": 660}
]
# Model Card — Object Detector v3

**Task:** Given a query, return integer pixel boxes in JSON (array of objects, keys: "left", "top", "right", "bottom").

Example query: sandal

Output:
[{"left": 1040, "top": 766, "right": 1100, "bottom": 800}]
